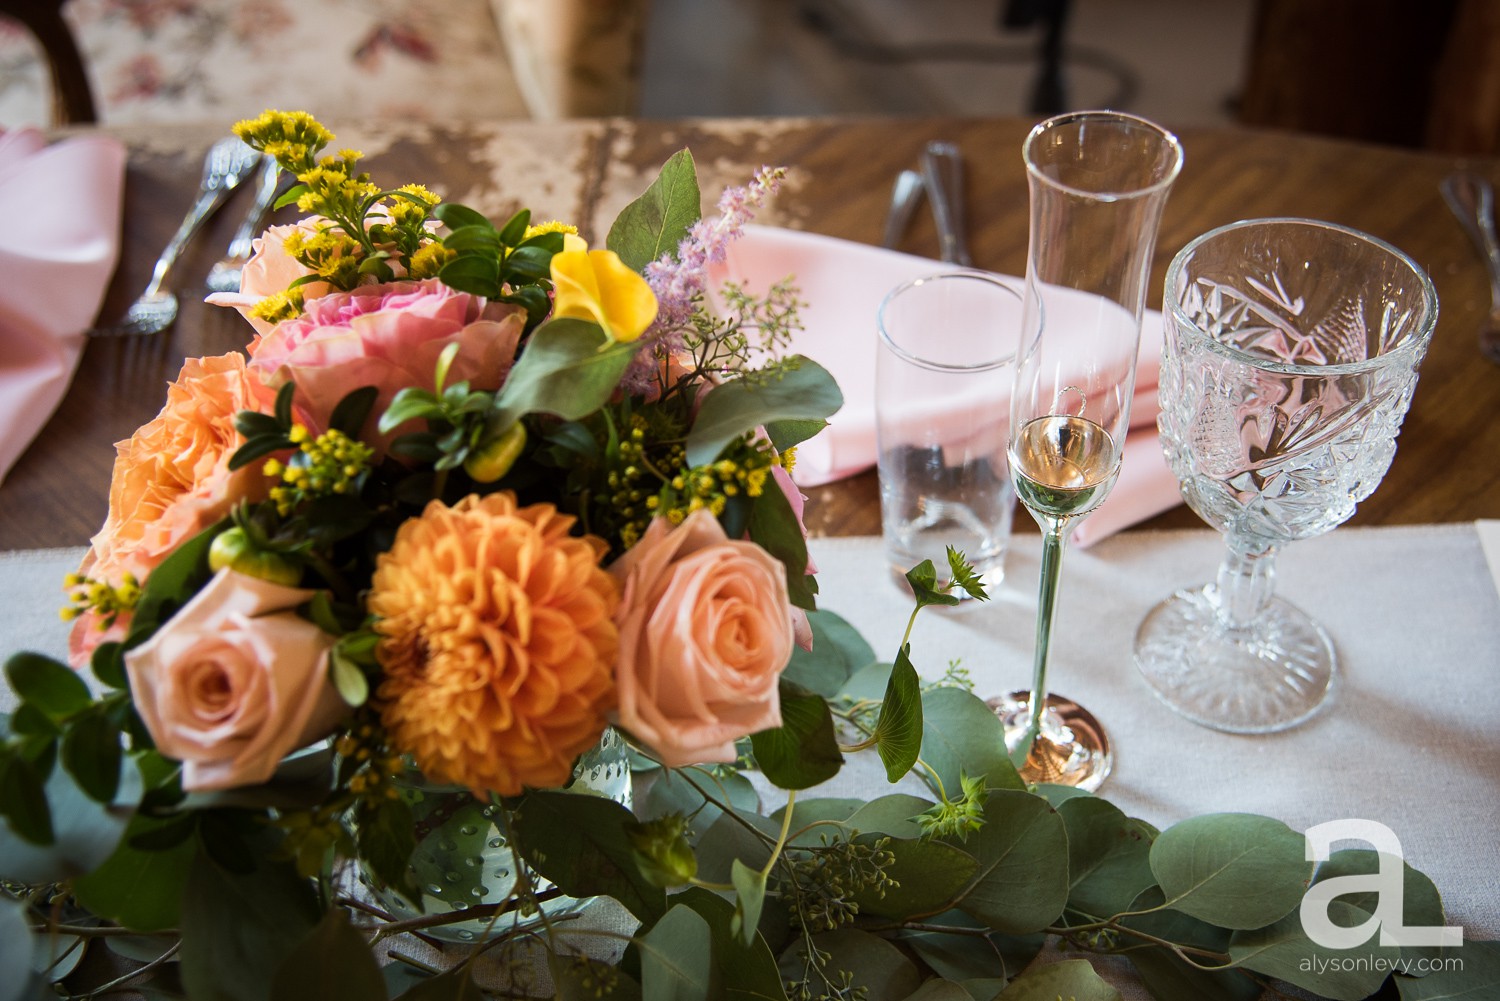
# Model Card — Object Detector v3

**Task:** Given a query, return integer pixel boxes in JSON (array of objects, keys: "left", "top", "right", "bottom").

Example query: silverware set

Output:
[
  {"left": 91, "top": 139, "right": 276, "bottom": 337},
  {"left": 883, "top": 139, "right": 973, "bottom": 266}
]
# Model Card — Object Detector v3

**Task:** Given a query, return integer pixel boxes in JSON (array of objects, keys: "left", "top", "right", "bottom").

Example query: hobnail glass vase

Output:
[{"left": 358, "top": 727, "right": 634, "bottom": 943}]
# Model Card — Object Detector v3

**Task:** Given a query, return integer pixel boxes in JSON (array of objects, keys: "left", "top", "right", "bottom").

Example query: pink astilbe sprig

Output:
[{"left": 620, "top": 166, "right": 787, "bottom": 396}]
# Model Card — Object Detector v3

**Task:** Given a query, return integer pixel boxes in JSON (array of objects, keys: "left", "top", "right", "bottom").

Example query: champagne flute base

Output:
[
  {"left": 1133, "top": 585, "right": 1337, "bottom": 734},
  {"left": 987, "top": 692, "right": 1112, "bottom": 792}
]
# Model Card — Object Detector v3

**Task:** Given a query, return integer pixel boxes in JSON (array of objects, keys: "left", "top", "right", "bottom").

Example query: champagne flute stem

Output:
[{"left": 1018, "top": 521, "right": 1069, "bottom": 762}]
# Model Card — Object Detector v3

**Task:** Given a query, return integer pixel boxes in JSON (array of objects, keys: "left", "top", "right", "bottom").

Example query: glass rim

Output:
[
  {"left": 1022, "top": 109, "right": 1185, "bottom": 201},
  {"left": 876, "top": 269, "right": 1027, "bottom": 373},
  {"left": 1164, "top": 216, "right": 1440, "bottom": 376}
]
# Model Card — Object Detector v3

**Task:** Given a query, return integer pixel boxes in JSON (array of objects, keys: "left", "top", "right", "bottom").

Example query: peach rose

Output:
[
  {"left": 608, "top": 508, "right": 796, "bottom": 767},
  {"left": 245, "top": 279, "right": 525, "bottom": 454},
  {"left": 70, "top": 353, "right": 267, "bottom": 667},
  {"left": 205, "top": 217, "right": 332, "bottom": 338},
  {"left": 123, "top": 569, "right": 346, "bottom": 792}
]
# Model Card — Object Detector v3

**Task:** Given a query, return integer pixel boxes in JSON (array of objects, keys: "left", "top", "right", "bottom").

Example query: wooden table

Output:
[{"left": 2, "top": 116, "right": 1497, "bottom": 550}]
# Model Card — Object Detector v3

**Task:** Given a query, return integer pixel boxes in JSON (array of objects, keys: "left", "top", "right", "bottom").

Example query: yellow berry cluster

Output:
[
  {"left": 59, "top": 571, "right": 141, "bottom": 629},
  {"left": 650, "top": 440, "right": 786, "bottom": 526},
  {"left": 334, "top": 722, "right": 404, "bottom": 805},
  {"left": 263, "top": 425, "right": 374, "bottom": 516}
]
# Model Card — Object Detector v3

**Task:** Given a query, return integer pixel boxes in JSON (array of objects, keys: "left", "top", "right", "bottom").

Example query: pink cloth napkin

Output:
[
  {"left": 0, "top": 127, "right": 125, "bottom": 486},
  {"left": 709, "top": 225, "right": 1184, "bottom": 548}
]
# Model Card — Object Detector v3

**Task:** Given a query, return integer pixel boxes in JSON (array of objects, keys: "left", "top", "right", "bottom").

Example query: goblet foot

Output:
[
  {"left": 987, "top": 692, "right": 1112, "bottom": 792},
  {"left": 1134, "top": 585, "right": 1336, "bottom": 734}
]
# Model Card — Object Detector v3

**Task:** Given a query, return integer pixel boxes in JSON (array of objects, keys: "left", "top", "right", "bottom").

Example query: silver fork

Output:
[
  {"left": 920, "top": 140, "right": 973, "bottom": 267},
  {"left": 92, "top": 136, "right": 263, "bottom": 337},
  {"left": 205, "top": 155, "right": 282, "bottom": 294}
]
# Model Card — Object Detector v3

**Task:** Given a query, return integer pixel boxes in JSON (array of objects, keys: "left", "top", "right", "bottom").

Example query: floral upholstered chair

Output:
[{"left": 0, "top": 0, "right": 648, "bottom": 127}]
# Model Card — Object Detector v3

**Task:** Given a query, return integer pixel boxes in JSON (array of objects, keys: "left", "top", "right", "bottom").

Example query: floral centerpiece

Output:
[{"left": 0, "top": 112, "right": 1492, "bottom": 1001}]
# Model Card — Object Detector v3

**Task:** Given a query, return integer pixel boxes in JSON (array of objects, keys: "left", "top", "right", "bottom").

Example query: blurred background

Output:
[{"left": 2, "top": 0, "right": 1496, "bottom": 153}]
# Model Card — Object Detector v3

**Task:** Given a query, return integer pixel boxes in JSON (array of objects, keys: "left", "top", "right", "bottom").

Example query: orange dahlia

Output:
[{"left": 368, "top": 492, "right": 619, "bottom": 796}]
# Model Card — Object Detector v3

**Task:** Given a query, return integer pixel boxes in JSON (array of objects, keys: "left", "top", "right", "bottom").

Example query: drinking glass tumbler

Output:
[{"left": 876, "top": 271, "right": 1022, "bottom": 593}]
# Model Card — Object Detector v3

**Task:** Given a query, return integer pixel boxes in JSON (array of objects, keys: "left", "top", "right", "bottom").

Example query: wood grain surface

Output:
[{"left": 2, "top": 116, "right": 1496, "bottom": 551}]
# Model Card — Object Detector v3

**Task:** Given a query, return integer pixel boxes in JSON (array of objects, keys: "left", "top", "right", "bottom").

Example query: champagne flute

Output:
[{"left": 992, "top": 111, "right": 1183, "bottom": 791}]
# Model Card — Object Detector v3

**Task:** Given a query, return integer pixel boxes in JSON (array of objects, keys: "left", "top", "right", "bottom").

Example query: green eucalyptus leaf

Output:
[
  {"left": 392, "top": 965, "right": 486, "bottom": 1001},
  {"left": 849, "top": 831, "right": 977, "bottom": 921},
  {"left": 903, "top": 909, "right": 1044, "bottom": 986},
  {"left": 268, "top": 909, "right": 385, "bottom": 1001},
  {"left": 492, "top": 318, "right": 637, "bottom": 428},
  {"left": 5, "top": 653, "right": 92, "bottom": 722},
  {"left": 607, "top": 149, "right": 701, "bottom": 273},
  {"left": 549, "top": 951, "right": 644, "bottom": 1001},
  {"left": 1119, "top": 884, "right": 1232, "bottom": 953},
  {"left": 873, "top": 645, "right": 922, "bottom": 783},
  {"left": 643, "top": 768, "right": 759, "bottom": 835},
  {"left": 177, "top": 836, "right": 321, "bottom": 1001},
  {"left": 353, "top": 794, "right": 419, "bottom": 909},
  {"left": 685, "top": 359, "right": 842, "bottom": 468},
  {"left": 777, "top": 928, "right": 921, "bottom": 1001},
  {"left": 640, "top": 903, "right": 717, "bottom": 1001},
  {"left": 749, "top": 683, "right": 843, "bottom": 790},
  {"left": 770, "top": 796, "right": 862, "bottom": 848},
  {"left": 763, "top": 418, "right": 828, "bottom": 453},
  {"left": 899, "top": 982, "right": 972, "bottom": 1001},
  {"left": 1313, "top": 848, "right": 1454, "bottom": 971},
  {"left": 745, "top": 479, "right": 817, "bottom": 610},
  {"left": 0, "top": 752, "right": 52, "bottom": 846},
  {"left": 1396, "top": 939, "right": 1500, "bottom": 999},
  {"left": 510, "top": 789, "right": 668, "bottom": 923},
  {"left": 781, "top": 610, "right": 877, "bottom": 698},
  {"left": 839, "top": 660, "right": 894, "bottom": 703},
  {"left": 673, "top": 887, "right": 789, "bottom": 1001},
  {"left": 694, "top": 811, "right": 778, "bottom": 885},
  {"left": 60, "top": 711, "right": 121, "bottom": 803},
  {"left": 993, "top": 959, "right": 1120, "bottom": 1000},
  {"left": 918, "top": 688, "right": 1024, "bottom": 795},
  {"left": 1128, "top": 947, "right": 1262, "bottom": 1001},
  {"left": 843, "top": 793, "right": 932, "bottom": 840},
  {"left": 952, "top": 790, "right": 1069, "bottom": 935},
  {"left": 730, "top": 859, "right": 767, "bottom": 947},
  {"left": 1055, "top": 795, "right": 1156, "bottom": 921},
  {"left": 1149, "top": 813, "right": 1313, "bottom": 930},
  {"left": 1228, "top": 901, "right": 1399, "bottom": 1000}
]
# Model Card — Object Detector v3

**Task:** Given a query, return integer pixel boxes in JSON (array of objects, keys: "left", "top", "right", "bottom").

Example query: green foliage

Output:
[
  {"left": 606, "top": 148, "right": 702, "bottom": 272},
  {"left": 685, "top": 358, "right": 842, "bottom": 468},
  {"left": 872, "top": 645, "right": 922, "bottom": 782},
  {"left": 751, "top": 683, "right": 844, "bottom": 790},
  {"left": 1149, "top": 813, "right": 1313, "bottom": 929}
]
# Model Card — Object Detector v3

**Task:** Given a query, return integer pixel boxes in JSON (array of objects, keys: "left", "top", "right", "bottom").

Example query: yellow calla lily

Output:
[{"left": 550, "top": 248, "right": 658, "bottom": 343}]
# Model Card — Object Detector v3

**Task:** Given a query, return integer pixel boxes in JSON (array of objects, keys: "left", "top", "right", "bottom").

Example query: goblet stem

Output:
[
  {"left": 1210, "top": 540, "right": 1277, "bottom": 629},
  {"left": 1019, "top": 522, "right": 1068, "bottom": 759}
]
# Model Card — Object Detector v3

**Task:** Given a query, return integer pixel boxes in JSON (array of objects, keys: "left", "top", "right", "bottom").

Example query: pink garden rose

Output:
[
  {"left": 205, "top": 218, "right": 332, "bottom": 338},
  {"left": 246, "top": 278, "right": 525, "bottom": 453},
  {"left": 608, "top": 508, "right": 796, "bottom": 767},
  {"left": 123, "top": 569, "right": 346, "bottom": 792}
]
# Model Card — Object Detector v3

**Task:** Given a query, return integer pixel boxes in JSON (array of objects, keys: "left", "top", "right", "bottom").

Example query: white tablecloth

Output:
[{"left": 4, "top": 524, "right": 1497, "bottom": 991}]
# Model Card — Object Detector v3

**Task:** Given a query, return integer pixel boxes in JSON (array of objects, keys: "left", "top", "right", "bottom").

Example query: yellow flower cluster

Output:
[
  {"left": 59, "top": 570, "right": 140, "bottom": 627},
  {"left": 283, "top": 228, "right": 363, "bottom": 289},
  {"left": 250, "top": 287, "right": 305, "bottom": 325},
  {"left": 264, "top": 425, "right": 375, "bottom": 516},
  {"left": 233, "top": 109, "right": 333, "bottom": 170}
]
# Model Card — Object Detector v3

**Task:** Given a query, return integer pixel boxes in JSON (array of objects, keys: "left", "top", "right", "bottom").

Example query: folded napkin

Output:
[
  {"left": 0, "top": 127, "right": 126, "bottom": 486},
  {"left": 709, "top": 225, "right": 1184, "bottom": 547}
]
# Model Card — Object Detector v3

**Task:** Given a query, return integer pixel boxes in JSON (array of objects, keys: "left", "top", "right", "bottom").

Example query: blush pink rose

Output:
[
  {"left": 608, "top": 508, "right": 796, "bottom": 767},
  {"left": 204, "top": 218, "right": 333, "bottom": 339},
  {"left": 123, "top": 569, "right": 347, "bottom": 792},
  {"left": 245, "top": 279, "right": 525, "bottom": 454}
]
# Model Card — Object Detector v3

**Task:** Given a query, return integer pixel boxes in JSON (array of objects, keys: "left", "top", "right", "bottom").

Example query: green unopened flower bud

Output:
[
  {"left": 208, "top": 526, "right": 300, "bottom": 586},
  {"left": 463, "top": 421, "right": 527, "bottom": 483},
  {"left": 625, "top": 814, "right": 698, "bottom": 888}
]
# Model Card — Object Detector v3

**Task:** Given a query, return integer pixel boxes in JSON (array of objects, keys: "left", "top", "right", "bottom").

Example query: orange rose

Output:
[
  {"left": 608, "top": 509, "right": 795, "bottom": 768},
  {"left": 69, "top": 353, "right": 266, "bottom": 666}
]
